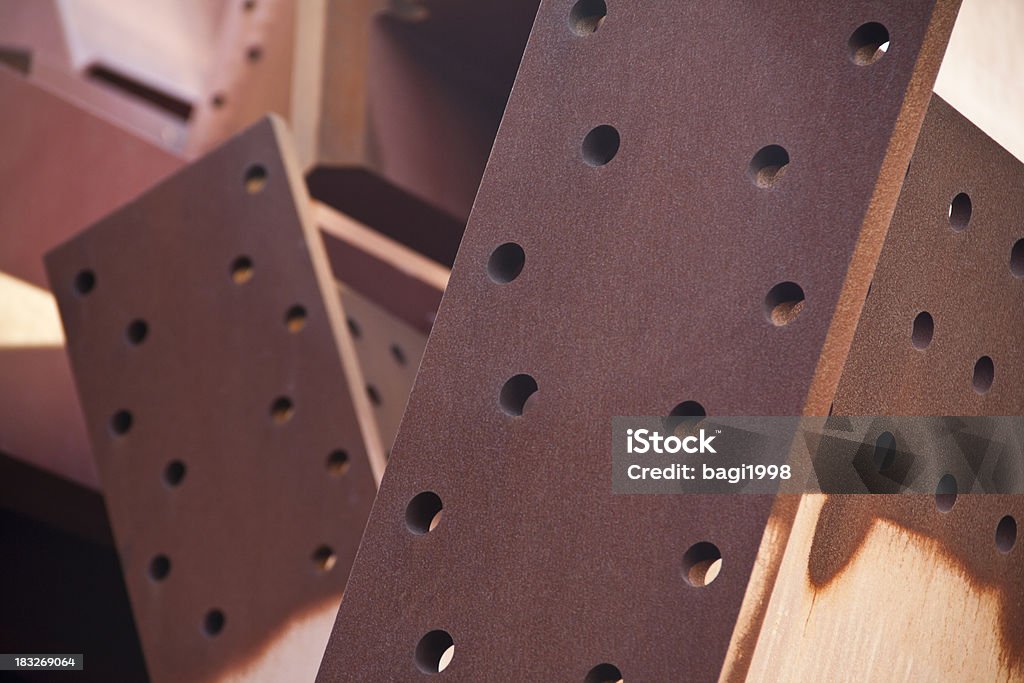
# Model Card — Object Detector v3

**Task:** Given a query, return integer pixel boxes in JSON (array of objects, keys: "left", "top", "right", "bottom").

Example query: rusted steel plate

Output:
[
  {"left": 46, "top": 117, "right": 380, "bottom": 683},
  {"left": 317, "top": 1, "right": 959, "bottom": 680}
]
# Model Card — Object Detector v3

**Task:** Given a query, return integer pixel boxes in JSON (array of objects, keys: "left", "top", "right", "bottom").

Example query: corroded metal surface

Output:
[
  {"left": 46, "top": 118, "right": 379, "bottom": 683},
  {"left": 317, "top": 1, "right": 959, "bottom": 680}
]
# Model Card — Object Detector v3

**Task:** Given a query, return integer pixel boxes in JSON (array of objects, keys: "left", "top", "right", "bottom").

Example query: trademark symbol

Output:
[{"left": 716, "top": 430, "right": 722, "bottom": 434}]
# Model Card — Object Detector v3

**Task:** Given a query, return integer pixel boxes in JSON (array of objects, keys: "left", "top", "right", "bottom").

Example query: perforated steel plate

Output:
[
  {"left": 316, "top": 1, "right": 959, "bottom": 680},
  {"left": 46, "top": 117, "right": 378, "bottom": 683}
]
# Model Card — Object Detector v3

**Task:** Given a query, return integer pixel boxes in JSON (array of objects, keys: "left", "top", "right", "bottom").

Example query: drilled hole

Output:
[
  {"left": 230, "top": 256, "right": 254, "bottom": 284},
  {"left": 390, "top": 344, "right": 407, "bottom": 365},
  {"left": 285, "top": 305, "right": 307, "bottom": 332},
  {"left": 873, "top": 431, "right": 897, "bottom": 472},
  {"left": 126, "top": 319, "right": 149, "bottom": 345},
  {"left": 997, "top": 515, "right": 1017, "bottom": 553},
  {"left": 406, "top": 491, "right": 443, "bottom": 535},
  {"left": 935, "top": 474, "right": 957, "bottom": 513},
  {"left": 246, "top": 45, "right": 262, "bottom": 62},
  {"left": 110, "top": 410, "right": 133, "bottom": 436},
  {"left": 499, "top": 374, "right": 538, "bottom": 416},
  {"left": 415, "top": 629, "right": 454, "bottom": 674},
  {"left": 347, "top": 317, "right": 361, "bottom": 338},
  {"left": 164, "top": 460, "right": 186, "bottom": 487},
  {"left": 203, "top": 609, "right": 226, "bottom": 637},
  {"left": 149, "top": 555, "right": 171, "bottom": 581},
  {"left": 668, "top": 401, "right": 706, "bottom": 436},
  {"left": 487, "top": 242, "right": 526, "bottom": 283},
  {"left": 973, "top": 356, "right": 994, "bottom": 394},
  {"left": 244, "top": 164, "right": 267, "bottom": 193},
  {"left": 911, "top": 311, "right": 933, "bottom": 350},
  {"left": 748, "top": 145, "right": 790, "bottom": 189},
  {"left": 569, "top": 0, "right": 606, "bottom": 35},
  {"left": 670, "top": 401, "right": 706, "bottom": 418},
  {"left": 74, "top": 270, "right": 96, "bottom": 296},
  {"left": 312, "top": 545, "right": 337, "bottom": 572},
  {"left": 585, "top": 663, "right": 624, "bottom": 683},
  {"left": 326, "top": 451, "right": 349, "bottom": 476},
  {"left": 582, "top": 125, "right": 620, "bottom": 166},
  {"left": 848, "top": 22, "right": 890, "bottom": 65},
  {"left": 270, "top": 397, "right": 294, "bottom": 424},
  {"left": 1010, "top": 239, "right": 1024, "bottom": 277},
  {"left": 948, "top": 193, "right": 972, "bottom": 231},
  {"left": 764, "top": 281, "right": 805, "bottom": 326},
  {"left": 367, "top": 385, "right": 382, "bottom": 406},
  {"left": 681, "top": 541, "right": 722, "bottom": 587}
]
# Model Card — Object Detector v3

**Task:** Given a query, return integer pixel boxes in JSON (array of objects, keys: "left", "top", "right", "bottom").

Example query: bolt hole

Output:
[
  {"left": 848, "top": 22, "right": 890, "bottom": 65},
  {"left": 935, "top": 474, "right": 957, "bottom": 513},
  {"left": 347, "top": 317, "right": 361, "bottom": 338},
  {"left": 973, "top": 356, "right": 994, "bottom": 394},
  {"left": 230, "top": 256, "right": 254, "bottom": 284},
  {"left": 390, "top": 343, "right": 407, "bottom": 365},
  {"left": 681, "top": 541, "right": 722, "bottom": 587},
  {"left": 73, "top": 270, "right": 96, "bottom": 296},
  {"left": 911, "top": 311, "right": 933, "bottom": 350},
  {"left": 270, "top": 397, "right": 294, "bottom": 424},
  {"left": 582, "top": 125, "right": 620, "bottom": 167},
  {"left": 996, "top": 515, "right": 1017, "bottom": 553},
  {"left": 487, "top": 242, "right": 526, "bottom": 283},
  {"left": 203, "top": 609, "right": 226, "bottom": 637},
  {"left": 285, "top": 305, "right": 307, "bottom": 332},
  {"left": 126, "top": 319, "right": 149, "bottom": 346},
  {"left": 149, "top": 555, "right": 171, "bottom": 581},
  {"left": 499, "top": 374, "right": 538, "bottom": 416},
  {"left": 748, "top": 145, "right": 790, "bottom": 189},
  {"left": 244, "top": 164, "right": 267, "bottom": 193},
  {"left": 764, "top": 281, "right": 805, "bottom": 326},
  {"left": 415, "top": 629, "right": 454, "bottom": 674},
  {"left": 327, "top": 450, "right": 350, "bottom": 475},
  {"left": 1010, "top": 239, "right": 1024, "bottom": 277},
  {"left": 110, "top": 410, "right": 133, "bottom": 436},
  {"left": 569, "top": 0, "right": 606, "bottom": 35},
  {"left": 948, "top": 193, "right": 972, "bottom": 231},
  {"left": 312, "top": 545, "right": 337, "bottom": 572},
  {"left": 585, "top": 663, "right": 624, "bottom": 683},
  {"left": 873, "top": 431, "right": 897, "bottom": 472},
  {"left": 164, "top": 460, "right": 186, "bottom": 487},
  {"left": 406, "top": 491, "right": 443, "bottom": 535}
]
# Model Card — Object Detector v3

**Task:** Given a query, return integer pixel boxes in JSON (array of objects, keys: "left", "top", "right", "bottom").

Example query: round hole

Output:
[
  {"left": 848, "top": 22, "right": 890, "bottom": 65},
  {"left": 764, "top": 281, "right": 805, "bottom": 326},
  {"left": 935, "top": 474, "right": 957, "bottom": 513},
  {"left": 211, "top": 92, "right": 226, "bottom": 108},
  {"left": 948, "top": 193, "right": 972, "bottom": 231},
  {"left": 670, "top": 401, "right": 706, "bottom": 418},
  {"left": 582, "top": 125, "right": 620, "bottom": 167},
  {"left": 126, "top": 319, "right": 149, "bottom": 346},
  {"left": 415, "top": 630, "right": 454, "bottom": 674},
  {"left": 270, "top": 397, "right": 294, "bottom": 424},
  {"left": 164, "top": 460, "right": 186, "bottom": 487},
  {"left": 327, "top": 450, "right": 350, "bottom": 476},
  {"left": 110, "top": 410, "right": 133, "bottom": 436},
  {"left": 231, "top": 256, "right": 254, "bottom": 284},
  {"left": 244, "top": 164, "right": 267, "bottom": 193},
  {"left": 996, "top": 515, "right": 1017, "bottom": 554},
  {"left": 406, "top": 491, "right": 443, "bottom": 535},
  {"left": 873, "top": 431, "right": 897, "bottom": 472},
  {"left": 347, "top": 317, "right": 361, "bottom": 338},
  {"left": 246, "top": 45, "right": 262, "bottom": 62},
  {"left": 911, "top": 311, "right": 933, "bottom": 350},
  {"left": 312, "top": 545, "right": 337, "bottom": 572},
  {"left": 203, "top": 609, "right": 226, "bottom": 637},
  {"left": 390, "top": 344, "right": 407, "bottom": 365},
  {"left": 681, "top": 541, "right": 722, "bottom": 587},
  {"left": 487, "top": 242, "right": 526, "bottom": 283},
  {"left": 367, "top": 385, "right": 382, "bottom": 406},
  {"left": 499, "top": 374, "right": 538, "bottom": 416},
  {"left": 973, "top": 356, "right": 994, "bottom": 394},
  {"left": 748, "top": 145, "right": 790, "bottom": 189},
  {"left": 149, "top": 555, "right": 171, "bottom": 581},
  {"left": 285, "top": 305, "right": 307, "bottom": 332},
  {"left": 73, "top": 270, "right": 96, "bottom": 296},
  {"left": 569, "top": 0, "right": 606, "bottom": 35},
  {"left": 1010, "top": 239, "right": 1024, "bottom": 278},
  {"left": 585, "top": 663, "right": 624, "bottom": 683}
]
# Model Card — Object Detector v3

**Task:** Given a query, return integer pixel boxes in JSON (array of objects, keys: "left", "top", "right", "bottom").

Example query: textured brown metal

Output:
[
  {"left": 46, "top": 117, "right": 380, "bottom": 683},
  {"left": 317, "top": 1, "right": 959, "bottom": 680}
]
